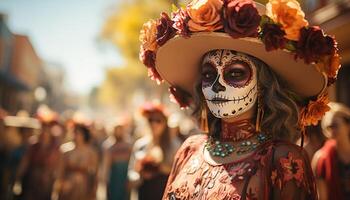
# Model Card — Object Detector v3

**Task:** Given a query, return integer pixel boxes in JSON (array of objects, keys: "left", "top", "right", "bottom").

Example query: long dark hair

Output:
[{"left": 192, "top": 54, "right": 300, "bottom": 142}]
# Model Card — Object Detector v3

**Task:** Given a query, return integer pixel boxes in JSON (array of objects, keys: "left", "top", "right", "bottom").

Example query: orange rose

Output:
[
  {"left": 139, "top": 20, "right": 158, "bottom": 51},
  {"left": 300, "top": 93, "right": 330, "bottom": 126},
  {"left": 266, "top": 0, "right": 308, "bottom": 41},
  {"left": 316, "top": 53, "right": 341, "bottom": 79},
  {"left": 187, "top": 0, "right": 223, "bottom": 32}
]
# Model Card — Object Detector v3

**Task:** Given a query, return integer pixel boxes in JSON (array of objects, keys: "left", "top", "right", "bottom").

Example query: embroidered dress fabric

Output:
[{"left": 163, "top": 134, "right": 317, "bottom": 200}]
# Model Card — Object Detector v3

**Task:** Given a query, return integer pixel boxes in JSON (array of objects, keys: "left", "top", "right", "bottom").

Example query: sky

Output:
[{"left": 0, "top": 0, "right": 123, "bottom": 94}]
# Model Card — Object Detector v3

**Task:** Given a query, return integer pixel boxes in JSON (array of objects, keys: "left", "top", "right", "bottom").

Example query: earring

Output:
[
  {"left": 255, "top": 86, "right": 264, "bottom": 133},
  {"left": 200, "top": 106, "right": 209, "bottom": 133}
]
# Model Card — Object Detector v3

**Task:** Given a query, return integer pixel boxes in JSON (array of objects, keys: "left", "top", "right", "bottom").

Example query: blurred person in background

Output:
[
  {"left": 57, "top": 124, "right": 98, "bottom": 200},
  {"left": 0, "top": 111, "right": 40, "bottom": 200},
  {"left": 301, "top": 124, "right": 326, "bottom": 160},
  {"left": 101, "top": 123, "right": 132, "bottom": 200},
  {"left": 128, "top": 103, "right": 181, "bottom": 200},
  {"left": 312, "top": 102, "right": 350, "bottom": 200},
  {"left": 15, "top": 111, "right": 63, "bottom": 200}
]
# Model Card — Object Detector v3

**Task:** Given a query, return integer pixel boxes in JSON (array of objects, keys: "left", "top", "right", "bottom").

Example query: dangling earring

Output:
[
  {"left": 200, "top": 106, "right": 209, "bottom": 133},
  {"left": 255, "top": 86, "right": 264, "bottom": 133}
]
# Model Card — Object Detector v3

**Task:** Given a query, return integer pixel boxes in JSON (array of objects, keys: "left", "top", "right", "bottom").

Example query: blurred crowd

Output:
[
  {"left": 0, "top": 103, "right": 198, "bottom": 200},
  {"left": 0, "top": 101, "right": 350, "bottom": 200}
]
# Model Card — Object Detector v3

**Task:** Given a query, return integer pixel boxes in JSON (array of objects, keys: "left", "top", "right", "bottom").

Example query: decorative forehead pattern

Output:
[{"left": 202, "top": 49, "right": 255, "bottom": 68}]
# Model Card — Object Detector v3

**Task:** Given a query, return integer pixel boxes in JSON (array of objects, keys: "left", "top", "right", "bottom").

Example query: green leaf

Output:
[{"left": 285, "top": 41, "right": 296, "bottom": 52}]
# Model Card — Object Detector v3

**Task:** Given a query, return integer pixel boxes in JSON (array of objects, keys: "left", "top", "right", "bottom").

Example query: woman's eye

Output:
[
  {"left": 201, "top": 63, "right": 217, "bottom": 87},
  {"left": 223, "top": 61, "right": 252, "bottom": 87},
  {"left": 229, "top": 70, "right": 244, "bottom": 78}
]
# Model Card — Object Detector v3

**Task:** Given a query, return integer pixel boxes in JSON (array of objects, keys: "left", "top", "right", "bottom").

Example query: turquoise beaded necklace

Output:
[{"left": 205, "top": 133, "right": 271, "bottom": 158}]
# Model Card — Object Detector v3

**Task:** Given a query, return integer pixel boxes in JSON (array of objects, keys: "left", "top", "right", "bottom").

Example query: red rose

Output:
[
  {"left": 139, "top": 49, "right": 162, "bottom": 84},
  {"left": 156, "top": 12, "right": 176, "bottom": 46},
  {"left": 169, "top": 86, "right": 192, "bottom": 108},
  {"left": 148, "top": 66, "right": 163, "bottom": 84},
  {"left": 261, "top": 23, "right": 287, "bottom": 51},
  {"left": 223, "top": 0, "right": 261, "bottom": 38},
  {"left": 296, "top": 26, "right": 336, "bottom": 64},
  {"left": 139, "top": 49, "right": 156, "bottom": 69},
  {"left": 172, "top": 8, "right": 191, "bottom": 38}
]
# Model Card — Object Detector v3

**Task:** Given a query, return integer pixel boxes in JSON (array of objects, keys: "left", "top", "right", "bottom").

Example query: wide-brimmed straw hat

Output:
[{"left": 139, "top": 0, "right": 341, "bottom": 127}]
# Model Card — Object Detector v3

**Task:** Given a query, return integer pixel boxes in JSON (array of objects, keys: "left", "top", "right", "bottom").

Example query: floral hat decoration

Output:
[{"left": 139, "top": 0, "right": 341, "bottom": 130}]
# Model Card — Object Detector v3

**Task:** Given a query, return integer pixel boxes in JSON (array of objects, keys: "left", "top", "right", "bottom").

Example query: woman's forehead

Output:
[{"left": 202, "top": 49, "right": 252, "bottom": 66}]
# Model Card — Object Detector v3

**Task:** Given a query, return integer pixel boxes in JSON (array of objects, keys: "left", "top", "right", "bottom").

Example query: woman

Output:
[
  {"left": 58, "top": 124, "right": 98, "bottom": 200},
  {"left": 138, "top": 0, "right": 341, "bottom": 199},
  {"left": 128, "top": 103, "right": 181, "bottom": 200},
  {"left": 16, "top": 118, "right": 63, "bottom": 200},
  {"left": 312, "top": 102, "right": 350, "bottom": 200},
  {"left": 102, "top": 124, "right": 132, "bottom": 200}
]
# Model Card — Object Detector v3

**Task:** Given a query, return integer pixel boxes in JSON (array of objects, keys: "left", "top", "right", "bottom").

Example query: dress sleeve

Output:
[{"left": 269, "top": 142, "right": 318, "bottom": 200}]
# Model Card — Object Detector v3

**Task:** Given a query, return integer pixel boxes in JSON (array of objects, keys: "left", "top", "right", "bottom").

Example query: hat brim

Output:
[{"left": 155, "top": 32, "right": 326, "bottom": 98}]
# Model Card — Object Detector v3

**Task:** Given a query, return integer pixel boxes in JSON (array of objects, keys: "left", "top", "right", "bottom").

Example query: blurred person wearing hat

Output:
[
  {"left": 312, "top": 102, "right": 350, "bottom": 200},
  {"left": 128, "top": 103, "right": 181, "bottom": 200},
  {"left": 14, "top": 108, "right": 64, "bottom": 200},
  {"left": 57, "top": 124, "right": 98, "bottom": 200},
  {"left": 138, "top": 0, "right": 342, "bottom": 199},
  {"left": 101, "top": 122, "right": 132, "bottom": 200},
  {"left": 0, "top": 111, "right": 40, "bottom": 200}
]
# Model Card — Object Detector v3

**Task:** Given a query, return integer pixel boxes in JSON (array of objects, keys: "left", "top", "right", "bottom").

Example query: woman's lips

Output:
[{"left": 208, "top": 97, "right": 230, "bottom": 104}]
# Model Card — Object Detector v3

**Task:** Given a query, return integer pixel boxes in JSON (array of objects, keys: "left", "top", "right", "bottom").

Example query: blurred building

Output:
[
  {"left": 305, "top": 0, "right": 350, "bottom": 106},
  {"left": 0, "top": 14, "right": 47, "bottom": 114},
  {"left": 0, "top": 14, "right": 72, "bottom": 115}
]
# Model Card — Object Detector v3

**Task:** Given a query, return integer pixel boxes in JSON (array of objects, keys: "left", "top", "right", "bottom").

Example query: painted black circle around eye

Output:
[
  {"left": 222, "top": 61, "right": 252, "bottom": 88},
  {"left": 201, "top": 62, "right": 218, "bottom": 88}
]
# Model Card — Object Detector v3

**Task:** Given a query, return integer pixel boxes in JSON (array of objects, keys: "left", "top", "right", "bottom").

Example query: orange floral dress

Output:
[{"left": 163, "top": 134, "right": 317, "bottom": 200}]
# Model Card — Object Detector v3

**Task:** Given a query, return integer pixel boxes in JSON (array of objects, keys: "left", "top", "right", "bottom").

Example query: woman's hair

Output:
[
  {"left": 75, "top": 124, "right": 91, "bottom": 143},
  {"left": 148, "top": 112, "right": 172, "bottom": 158},
  {"left": 192, "top": 54, "right": 300, "bottom": 142}
]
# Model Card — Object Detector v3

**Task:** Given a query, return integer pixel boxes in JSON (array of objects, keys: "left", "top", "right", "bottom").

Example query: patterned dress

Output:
[{"left": 163, "top": 134, "right": 317, "bottom": 200}]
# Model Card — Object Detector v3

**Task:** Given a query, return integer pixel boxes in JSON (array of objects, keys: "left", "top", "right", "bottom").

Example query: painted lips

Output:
[{"left": 208, "top": 97, "right": 231, "bottom": 104}]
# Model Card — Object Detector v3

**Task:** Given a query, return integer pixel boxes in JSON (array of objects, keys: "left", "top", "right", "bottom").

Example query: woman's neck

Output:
[{"left": 221, "top": 118, "right": 256, "bottom": 142}]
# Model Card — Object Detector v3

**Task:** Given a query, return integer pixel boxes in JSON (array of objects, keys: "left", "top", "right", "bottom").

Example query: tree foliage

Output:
[{"left": 97, "top": 0, "right": 172, "bottom": 109}]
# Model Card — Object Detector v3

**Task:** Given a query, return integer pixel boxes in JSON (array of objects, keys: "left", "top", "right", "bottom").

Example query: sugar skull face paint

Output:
[{"left": 201, "top": 49, "right": 258, "bottom": 118}]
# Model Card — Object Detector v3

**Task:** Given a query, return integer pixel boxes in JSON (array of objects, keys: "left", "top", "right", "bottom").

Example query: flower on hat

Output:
[
  {"left": 156, "top": 12, "right": 176, "bottom": 46},
  {"left": 296, "top": 26, "right": 336, "bottom": 64},
  {"left": 169, "top": 86, "right": 192, "bottom": 109},
  {"left": 223, "top": 0, "right": 261, "bottom": 38},
  {"left": 139, "top": 49, "right": 163, "bottom": 84},
  {"left": 266, "top": 0, "right": 308, "bottom": 41},
  {"left": 187, "top": 0, "right": 224, "bottom": 32},
  {"left": 140, "top": 19, "right": 158, "bottom": 52},
  {"left": 300, "top": 93, "right": 330, "bottom": 127},
  {"left": 260, "top": 22, "right": 287, "bottom": 51},
  {"left": 172, "top": 8, "right": 191, "bottom": 38}
]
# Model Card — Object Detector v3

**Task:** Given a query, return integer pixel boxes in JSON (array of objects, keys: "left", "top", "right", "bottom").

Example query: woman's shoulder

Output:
[
  {"left": 269, "top": 140, "right": 309, "bottom": 159},
  {"left": 172, "top": 134, "right": 207, "bottom": 164},
  {"left": 178, "top": 134, "right": 207, "bottom": 153},
  {"left": 266, "top": 140, "right": 317, "bottom": 199}
]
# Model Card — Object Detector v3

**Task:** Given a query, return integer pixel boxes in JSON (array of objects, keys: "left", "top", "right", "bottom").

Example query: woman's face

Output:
[
  {"left": 148, "top": 113, "right": 167, "bottom": 138},
  {"left": 327, "top": 116, "right": 350, "bottom": 142},
  {"left": 201, "top": 49, "right": 258, "bottom": 118}
]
